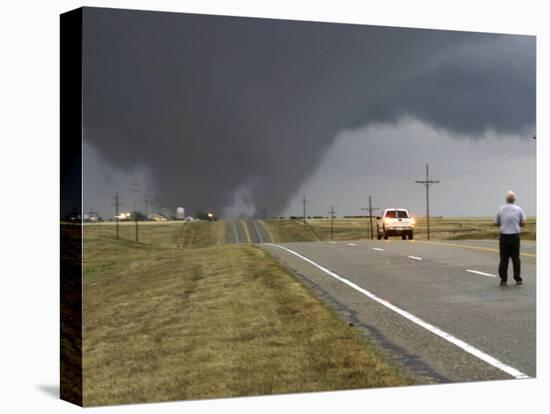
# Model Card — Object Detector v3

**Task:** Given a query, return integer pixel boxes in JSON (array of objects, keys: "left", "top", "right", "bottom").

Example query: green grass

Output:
[
  {"left": 82, "top": 223, "right": 412, "bottom": 405},
  {"left": 264, "top": 217, "right": 536, "bottom": 242}
]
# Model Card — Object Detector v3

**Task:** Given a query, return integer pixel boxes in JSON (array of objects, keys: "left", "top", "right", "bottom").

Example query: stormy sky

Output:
[{"left": 82, "top": 7, "right": 535, "bottom": 219}]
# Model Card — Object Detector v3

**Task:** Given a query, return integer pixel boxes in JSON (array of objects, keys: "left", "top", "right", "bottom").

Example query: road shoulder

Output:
[{"left": 261, "top": 243, "right": 513, "bottom": 384}]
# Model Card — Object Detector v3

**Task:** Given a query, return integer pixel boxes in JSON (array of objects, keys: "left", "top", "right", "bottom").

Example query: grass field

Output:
[
  {"left": 82, "top": 223, "right": 412, "bottom": 405},
  {"left": 83, "top": 220, "right": 227, "bottom": 249},
  {"left": 261, "top": 219, "right": 319, "bottom": 242},
  {"left": 80, "top": 215, "right": 534, "bottom": 404},
  {"left": 264, "top": 217, "right": 536, "bottom": 242}
]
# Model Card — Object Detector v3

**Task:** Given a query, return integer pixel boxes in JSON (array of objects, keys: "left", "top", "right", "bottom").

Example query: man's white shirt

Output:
[{"left": 494, "top": 203, "right": 526, "bottom": 234}]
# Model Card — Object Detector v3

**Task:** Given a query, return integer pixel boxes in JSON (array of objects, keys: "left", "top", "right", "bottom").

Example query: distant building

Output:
[
  {"left": 176, "top": 207, "right": 185, "bottom": 220},
  {"left": 149, "top": 213, "right": 168, "bottom": 222},
  {"left": 116, "top": 211, "right": 132, "bottom": 221}
]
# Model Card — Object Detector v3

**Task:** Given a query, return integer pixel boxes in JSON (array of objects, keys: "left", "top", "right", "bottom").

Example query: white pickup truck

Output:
[{"left": 376, "top": 208, "right": 415, "bottom": 240}]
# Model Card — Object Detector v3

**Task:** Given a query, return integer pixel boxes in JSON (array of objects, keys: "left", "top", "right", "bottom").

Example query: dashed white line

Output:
[
  {"left": 347, "top": 243, "right": 358, "bottom": 246},
  {"left": 466, "top": 269, "right": 497, "bottom": 278},
  {"left": 408, "top": 255, "right": 423, "bottom": 261},
  {"left": 372, "top": 247, "right": 384, "bottom": 251},
  {"left": 266, "top": 243, "right": 529, "bottom": 380}
]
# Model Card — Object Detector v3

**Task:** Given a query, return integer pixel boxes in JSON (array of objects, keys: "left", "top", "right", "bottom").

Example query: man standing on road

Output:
[{"left": 494, "top": 191, "right": 527, "bottom": 286}]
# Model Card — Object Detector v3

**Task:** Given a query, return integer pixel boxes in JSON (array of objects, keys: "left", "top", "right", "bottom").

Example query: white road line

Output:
[
  {"left": 347, "top": 243, "right": 357, "bottom": 246},
  {"left": 466, "top": 269, "right": 497, "bottom": 278},
  {"left": 266, "top": 243, "right": 529, "bottom": 380},
  {"left": 408, "top": 255, "right": 423, "bottom": 261},
  {"left": 372, "top": 247, "right": 384, "bottom": 251},
  {"left": 251, "top": 220, "right": 264, "bottom": 243},
  {"left": 258, "top": 220, "right": 275, "bottom": 243}
]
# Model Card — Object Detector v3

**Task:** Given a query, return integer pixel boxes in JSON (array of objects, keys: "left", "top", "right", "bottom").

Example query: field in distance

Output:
[
  {"left": 81, "top": 222, "right": 412, "bottom": 405},
  {"left": 262, "top": 217, "right": 536, "bottom": 242},
  {"left": 85, "top": 216, "right": 536, "bottom": 245}
]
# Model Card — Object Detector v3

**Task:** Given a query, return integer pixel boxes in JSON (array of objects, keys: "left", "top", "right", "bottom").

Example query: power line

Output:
[
  {"left": 110, "top": 192, "right": 122, "bottom": 239},
  {"left": 361, "top": 195, "right": 380, "bottom": 240},
  {"left": 415, "top": 164, "right": 440, "bottom": 240},
  {"left": 328, "top": 205, "right": 337, "bottom": 241}
]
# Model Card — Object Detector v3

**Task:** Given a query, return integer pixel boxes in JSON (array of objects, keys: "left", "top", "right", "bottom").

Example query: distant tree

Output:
[
  {"left": 131, "top": 211, "right": 149, "bottom": 221},
  {"left": 194, "top": 211, "right": 209, "bottom": 220},
  {"left": 195, "top": 211, "right": 216, "bottom": 221}
]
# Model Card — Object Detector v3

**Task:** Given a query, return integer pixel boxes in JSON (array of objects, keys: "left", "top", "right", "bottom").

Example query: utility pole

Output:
[
  {"left": 328, "top": 205, "right": 337, "bottom": 241},
  {"left": 361, "top": 196, "right": 380, "bottom": 240},
  {"left": 129, "top": 183, "right": 141, "bottom": 242},
  {"left": 111, "top": 192, "right": 122, "bottom": 239},
  {"left": 415, "top": 164, "right": 439, "bottom": 240},
  {"left": 144, "top": 194, "right": 156, "bottom": 220},
  {"left": 301, "top": 195, "right": 309, "bottom": 224}
]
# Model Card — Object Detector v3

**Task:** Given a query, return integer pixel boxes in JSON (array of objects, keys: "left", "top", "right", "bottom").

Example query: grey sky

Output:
[
  {"left": 81, "top": 7, "right": 535, "bottom": 218},
  {"left": 283, "top": 116, "right": 535, "bottom": 218}
]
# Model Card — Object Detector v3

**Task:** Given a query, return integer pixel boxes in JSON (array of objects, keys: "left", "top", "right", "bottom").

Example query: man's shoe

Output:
[
  {"left": 500, "top": 281, "right": 508, "bottom": 287},
  {"left": 516, "top": 280, "right": 523, "bottom": 286}
]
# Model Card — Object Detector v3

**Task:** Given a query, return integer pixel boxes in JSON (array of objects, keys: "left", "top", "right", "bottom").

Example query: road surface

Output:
[
  {"left": 261, "top": 239, "right": 536, "bottom": 384},
  {"left": 225, "top": 219, "right": 273, "bottom": 244}
]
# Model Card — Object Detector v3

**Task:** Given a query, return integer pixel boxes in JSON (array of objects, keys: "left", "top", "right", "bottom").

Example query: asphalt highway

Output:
[
  {"left": 262, "top": 239, "right": 536, "bottom": 384},
  {"left": 226, "top": 219, "right": 273, "bottom": 244}
]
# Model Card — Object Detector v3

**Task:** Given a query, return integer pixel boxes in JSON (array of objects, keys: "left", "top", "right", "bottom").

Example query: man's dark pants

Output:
[{"left": 499, "top": 233, "right": 521, "bottom": 282}]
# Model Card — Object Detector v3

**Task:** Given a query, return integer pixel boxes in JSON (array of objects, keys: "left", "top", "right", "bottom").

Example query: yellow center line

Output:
[
  {"left": 258, "top": 220, "right": 275, "bottom": 243},
  {"left": 240, "top": 219, "right": 252, "bottom": 244},
  {"left": 415, "top": 240, "right": 536, "bottom": 258}
]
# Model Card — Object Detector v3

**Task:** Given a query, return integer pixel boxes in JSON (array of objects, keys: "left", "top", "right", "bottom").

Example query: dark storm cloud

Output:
[{"left": 82, "top": 7, "right": 535, "bottom": 216}]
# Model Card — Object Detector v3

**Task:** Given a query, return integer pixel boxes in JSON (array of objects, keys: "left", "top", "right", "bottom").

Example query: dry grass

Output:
[
  {"left": 305, "top": 219, "right": 371, "bottom": 241},
  {"left": 82, "top": 224, "right": 411, "bottom": 406},
  {"left": 262, "top": 220, "right": 320, "bottom": 243},
  {"left": 416, "top": 217, "right": 536, "bottom": 240},
  {"left": 265, "top": 217, "right": 536, "bottom": 242},
  {"left": 83, "top": 220, "right": 227, "bottom": 249}
]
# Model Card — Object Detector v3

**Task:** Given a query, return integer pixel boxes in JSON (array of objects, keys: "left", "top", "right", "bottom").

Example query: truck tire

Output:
[
  {"left": 402, "top": 234, "right": 406, "bottom": 240},
  {"left": 377, "top": 233, "right": 382, "bottom": 240},
  {"left": 383, "top": 232, "right": 389, "bottom": 240},
  {"left": 408, "top": 231, "right": 414, "bottom": 240}
]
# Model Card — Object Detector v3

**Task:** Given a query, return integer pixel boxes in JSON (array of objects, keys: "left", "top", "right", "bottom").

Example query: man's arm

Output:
[
  {"left": 494, "top": 209, "right": 501, "bottom": 227},
  {"left": 520, "top": 209, "right": 527, "bottom": 227}
]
